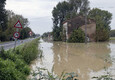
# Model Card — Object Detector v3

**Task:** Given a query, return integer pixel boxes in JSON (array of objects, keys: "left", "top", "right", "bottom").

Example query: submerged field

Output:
[{"left": 30, "top": 39, "right": 115, "bottom": 80}]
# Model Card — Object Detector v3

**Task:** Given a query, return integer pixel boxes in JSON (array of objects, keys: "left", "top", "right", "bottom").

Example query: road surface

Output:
[{"left": 0, "top": 38, "right": 34, "bottom": 50}]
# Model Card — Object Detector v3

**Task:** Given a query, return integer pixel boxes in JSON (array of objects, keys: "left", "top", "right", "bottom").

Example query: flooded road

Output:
[{"left": 30, "top": 39, "right": 115, "bottom": 80}]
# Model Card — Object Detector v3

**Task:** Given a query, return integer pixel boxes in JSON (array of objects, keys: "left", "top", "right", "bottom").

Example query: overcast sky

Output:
[{"left": 5, "top": 0, "right": 115, "bottom": 34}]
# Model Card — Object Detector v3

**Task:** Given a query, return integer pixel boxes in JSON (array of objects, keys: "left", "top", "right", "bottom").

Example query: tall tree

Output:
[
  {"left": 52, "top": 0, "right": 90, "bottom": 41},
  {"left": 88, "top": 8, "right": 112, "bottom": 41},
  {"left": 68, "top": 0, "right": 90, "bottom": 16},
  {"left": 0, "top": 0, "right": 7, "bottom": 31},
  {"left": 52, "top": 1, "right": 71, "bottom": 41},
  {"left": 20, "top": 27, "right": 31, "bottom": 39},
  {"left": 0, "top": 0, "right": 7, "bottom": 41}
]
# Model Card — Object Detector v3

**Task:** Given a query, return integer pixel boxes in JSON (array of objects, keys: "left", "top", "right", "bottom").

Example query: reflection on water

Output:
[
  {"left": 30, "top": 40, "right": 115, "bottom": 80},
  {"left": 90, "top": 42, "right": 115, "bottom": 80},
  {"left": 52, "top": 42, "right": 111, "bottom": 80}
]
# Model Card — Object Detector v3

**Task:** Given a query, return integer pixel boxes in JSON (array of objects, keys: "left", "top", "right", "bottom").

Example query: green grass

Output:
[
  {"left": 110, "top": 37, "right": 115, "bottom": 40},
  {"left": 0, "top": 38, "right": 41, "bottom": 80},
  {"left": 16, "top": 38, "right": 41, "bottom": 64}
]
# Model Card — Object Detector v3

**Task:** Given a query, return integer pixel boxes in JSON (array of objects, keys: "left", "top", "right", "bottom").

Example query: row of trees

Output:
[
  {"left": 52, "top": 0, "right": 112, "bottom": 42},
  {"left": 110, "top": 29, "right": 115, "bottom": 37},
  {"left": 0, "top": 0, "right": 33, "bottom": 42},
  {"left": 0, "top": 0, "right": 7, "bottom": 41}
]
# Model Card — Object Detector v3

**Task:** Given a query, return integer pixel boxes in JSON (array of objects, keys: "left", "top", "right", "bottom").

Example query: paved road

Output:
[{"left": 0, "top": 38, "right": 34, "bottom": 50}]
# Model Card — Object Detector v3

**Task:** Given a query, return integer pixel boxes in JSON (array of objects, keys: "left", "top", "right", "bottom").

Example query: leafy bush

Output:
[
  {"left": 15, "top": 59, "right": 30, "bottom": 75},
  {"left": 18, "top": 38, "right": 40, "bottom": 64},
  {"left": 0, "top": 49, "right": 23, "bottom": 62},
  {"left": 68, "top": 28, "right": 85, "bottom": 43},
  {"left": 88, "top": 8, "right": 112, "bottom": 42},
  {"left": 96, "top": 27, "right": 110, "bottom": 42},
  {"left": 0, "top": 38, "right": 40, "bottom": 80},
  {"left": 0, "top": 58, "right": 26, "bottom": 80}
]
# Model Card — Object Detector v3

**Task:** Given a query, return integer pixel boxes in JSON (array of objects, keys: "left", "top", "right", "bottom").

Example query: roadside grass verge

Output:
[
  {"left": 0, "top": 38, "right": 40, "bottom": 80},
  {"left": 16, "top": 38, "right": 40, "bottom": 64},
  {"left": 110, "top": 37, "right": 115, "bottom": 40}
]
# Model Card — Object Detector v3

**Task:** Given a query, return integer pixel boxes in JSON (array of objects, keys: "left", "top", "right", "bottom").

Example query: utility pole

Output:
[{"left": 85, "top": 13, "right": 87, "bottom": 44}]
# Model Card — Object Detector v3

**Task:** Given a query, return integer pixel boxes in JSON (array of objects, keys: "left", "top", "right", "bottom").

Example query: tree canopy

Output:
[
  {"left": 0, "top": 10, "right": 33, "bottom": 41},
  {"left": 88, "top": 8, "right": 112, "bottom": 41},
  {"left": 52, "top": 0, "right": 89, "bottom": 41},
  {"left": 52, "top": 0, "right": 112, "bottom": 42}
]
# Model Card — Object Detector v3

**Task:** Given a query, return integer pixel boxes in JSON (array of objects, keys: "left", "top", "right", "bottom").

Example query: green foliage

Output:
[
  {"left": 0, "top": 50, "right": 29, "bottom": 80},
  {"left": 69, "top": 0, "right": 90, "bottom": 16},
  {"left": 96, "top": 27, "right": 110, "bottom": 42},
  {"left": 53, "top": 27, "right": 62, "bottom": 41},
  {"left": 0, "top": 0, "right": 8, "bottom": 41},
  {"left": 42, "top": 32, "right": 52, "bottom": 38},
  {"left": 15, "top": 59, "right": 30, "bottom": 75},
  {"left": 17, "top": 38, "right": 40, "bottom": 64},
  {"left": 30, "top": 67, "right": 115, "bottom": 80},
  {"left": 0, "top": 0, "right": 7, "bottom": 31},
  {"left": 0, "top": 58, "right": 26, "bottom": 80},
  {"left": 0, "top": 38, "right": 40, "bottom": 80},
  {"left": 110, "top": 29, "right": 115, "bottom": 37},
  {"left": 0, "top": 10, "right": 33, "bottom": 41},
  {"left": 20, "top": 27, "right": 31, "bottom": 39},
  {"left": 88, "top": 8, "right": 112, "bottom": 41},
  {"left": 68, "top": 28, "right": 85, "bottom": 43},
  {"left": 6, "top": 10, "right": 32, "bottom": 40},
  {"left": 30, "top": 67, "right": 78, "bottom": 80},
  {"left": 52, "top": 0, "right": 89, "bottom": 41}
]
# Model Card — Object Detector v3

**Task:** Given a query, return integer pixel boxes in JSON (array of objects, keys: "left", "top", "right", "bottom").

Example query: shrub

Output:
[
  {"left": 68, "top": 28, "right": 85, "bottom": 43},
  {"left": 0, "top": 38, "right": 40, "bottom": 80},
  {"left": 15, "top": 59, "right": 30, "bottom": 75},
  {"left": 96, "top": 27, "right": 110, "bottom": 42},
  {"left": 19, "top": 38, "right": 39, "bottom": 64},
  {"left": 0, "top": 58, "right": 26, "bottom": 80}
]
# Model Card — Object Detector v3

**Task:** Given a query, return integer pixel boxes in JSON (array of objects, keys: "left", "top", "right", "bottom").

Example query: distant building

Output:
[{"left": 63, "top": 16, "right": 96, "bottom": 42}]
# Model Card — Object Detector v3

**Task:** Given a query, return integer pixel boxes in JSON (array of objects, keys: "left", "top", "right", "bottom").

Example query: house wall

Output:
[
  {"left": 63, "top": 22, "right": 68, "bottom": 41},
  {"left": 80, "top": 23, "right": 96, "bottom": 41},
  {"left": 63, "top": 17, "right": 96, "bottom": 42}
]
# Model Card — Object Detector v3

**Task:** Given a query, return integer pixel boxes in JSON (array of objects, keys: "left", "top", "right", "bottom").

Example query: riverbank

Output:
[{"left": 0, "top": 38, "right": 40, "bottom": 80}]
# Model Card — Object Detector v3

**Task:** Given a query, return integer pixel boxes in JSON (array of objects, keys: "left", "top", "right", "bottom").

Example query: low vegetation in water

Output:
[
  {"left": 68, "top": 28, "right": 85, "bottom": 43},
  {"left": 29, "top": 67, "right": 115, "bottom": 80},
  {"left": 29, "top": 67, "right": 78, "bottom": 80},
  {"left": 0, "top": 38, "right": 40, "bottom": 80},
  {"left": 92, "top": 75, "right": 114, "bottom": 80}
]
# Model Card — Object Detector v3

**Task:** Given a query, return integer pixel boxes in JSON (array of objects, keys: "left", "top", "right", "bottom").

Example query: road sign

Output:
[
  {"left": 14, "top": 20, "right": 22, "bottom": 28},
  {"left": 13, "top": 32, "right": 20, "bottom": 38}
]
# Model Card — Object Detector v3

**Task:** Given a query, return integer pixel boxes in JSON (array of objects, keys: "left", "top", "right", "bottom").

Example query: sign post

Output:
[{"left": 14, "top": 20, "right": 22, "bottom": 49}]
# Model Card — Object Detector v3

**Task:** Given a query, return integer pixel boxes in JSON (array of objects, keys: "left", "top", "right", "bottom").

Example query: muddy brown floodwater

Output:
[{"left": 30, "top": 39, "right": 115, "bottom": 80}]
